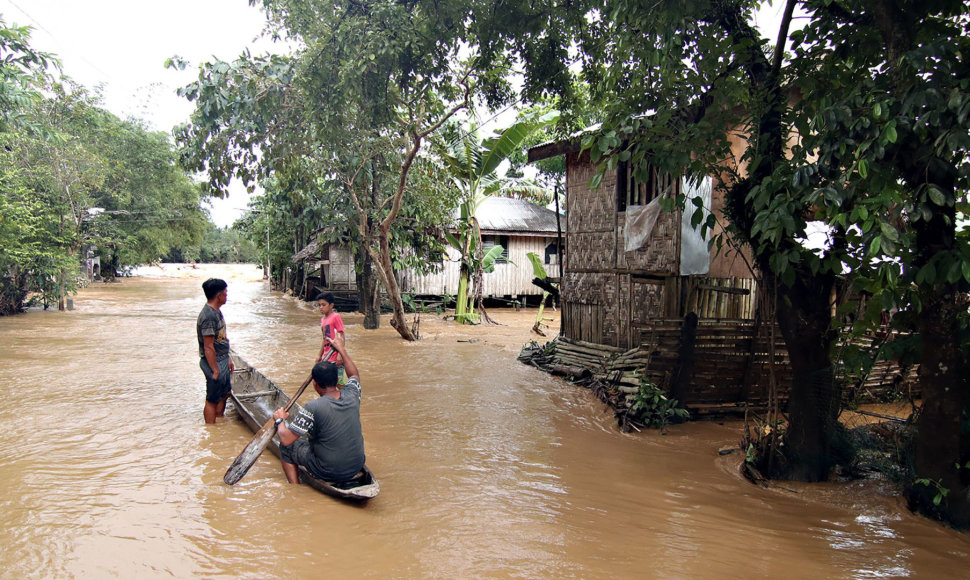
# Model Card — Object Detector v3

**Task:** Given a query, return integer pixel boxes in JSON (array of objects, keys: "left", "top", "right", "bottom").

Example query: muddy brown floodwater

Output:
[{"left": 1, "top": 264, "right": 968, "bottom": 578}]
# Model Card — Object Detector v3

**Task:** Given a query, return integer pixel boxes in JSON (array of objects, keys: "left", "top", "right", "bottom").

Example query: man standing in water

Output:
[
  {"left": 273, "top": 333, "right": 365, "bottom": 484},
  {"left": 197, "top": 278, "right": 234, "bottom": 424}
]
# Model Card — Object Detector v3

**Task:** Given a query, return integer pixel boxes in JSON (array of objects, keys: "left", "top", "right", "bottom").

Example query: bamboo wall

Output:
[
  {"left": 683, "top": 277, "right": 757, "bottom": 320},
  {"left": 397, "top": 235, "right": 558, "bottom": 298},
  {"left": 563, "top": 152, "right": 619, "bottom": 347},
  {"left": 635, "top": 318, "right": 792, "bottom": 410}
]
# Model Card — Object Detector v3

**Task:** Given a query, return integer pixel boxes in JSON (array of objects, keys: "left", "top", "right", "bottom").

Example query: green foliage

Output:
[
  {"left": 0, "top": 69, "right": 208, "bottom": 313},
  {"left": 166, "top": 224, "right": 258, "bottom": 264},
  {"left": 631, "top": 377, "right": 689, "bottom": 434},
  {"left": 176, "top": 2, "right": 477, "bottom": 338},
  {"left": 526, "top": 251, "right": 548, "bottom": 279},
  {"left": 527, "top": 251, "right": 555, "bottom": 333},
  {"left": 915, "top": 478, "right": 949, "bottom": 507},
  {"left": 0, "top": 17, "right": 58, "bottom": 134},
  {"left": 463, "top": 0, "right": 970, "bottom": 488}
]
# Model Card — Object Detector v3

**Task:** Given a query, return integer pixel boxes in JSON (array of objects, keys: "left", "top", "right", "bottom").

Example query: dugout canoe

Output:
[{"left": 227, "top": 352, "right": 380, "bottom": 501}]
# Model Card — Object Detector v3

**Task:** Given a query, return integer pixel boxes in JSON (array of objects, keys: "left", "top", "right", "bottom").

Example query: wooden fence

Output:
[{"left": 531, "top": 317, "right": 920, "bottom": 418}]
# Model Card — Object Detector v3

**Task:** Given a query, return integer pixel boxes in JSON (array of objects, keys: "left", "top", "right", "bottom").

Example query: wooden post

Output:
[{"left": 670, "top": 312, "right": 698, "bottom": 404}]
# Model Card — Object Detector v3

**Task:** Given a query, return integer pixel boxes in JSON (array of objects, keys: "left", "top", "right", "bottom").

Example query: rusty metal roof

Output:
[{"left": 291, "top": 238, "right": 321, "bottom": 263}]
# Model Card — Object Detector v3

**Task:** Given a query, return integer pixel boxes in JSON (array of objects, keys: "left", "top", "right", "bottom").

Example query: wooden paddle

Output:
[{"left": 223, "top": 373, "right": 313, "bottom": 485}]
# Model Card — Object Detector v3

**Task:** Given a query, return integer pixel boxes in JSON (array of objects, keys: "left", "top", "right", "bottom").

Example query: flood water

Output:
[{"left": 1, "top": 264, "right": 967, "bottom": 578}]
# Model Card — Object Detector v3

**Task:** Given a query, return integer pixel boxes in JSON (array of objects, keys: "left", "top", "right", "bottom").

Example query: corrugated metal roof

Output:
[
  {"left": 292, "top": 198, "right": 562, "bottom": 262},
  {"left": 473, "top": 197, "right": 561, "bottom": 235}
]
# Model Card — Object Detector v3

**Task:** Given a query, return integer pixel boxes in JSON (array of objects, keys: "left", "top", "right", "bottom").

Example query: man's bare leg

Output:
[
  {"left": 204, "top": 401, "right": 219, "bottom": 424},
  {"left": 215, "top": 394, "right": 229, "bottom": 417},
  {"left": 281, "top": 461, "right": 300, "bottom": 484}
]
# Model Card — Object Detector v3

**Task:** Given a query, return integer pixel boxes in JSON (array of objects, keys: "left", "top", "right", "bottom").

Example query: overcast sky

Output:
[
  {"left": 1, "top": 0, "right": 282, "bottom": 226},
  {"left": 3, "top": 1, "right": 797, "bottom": 227}
]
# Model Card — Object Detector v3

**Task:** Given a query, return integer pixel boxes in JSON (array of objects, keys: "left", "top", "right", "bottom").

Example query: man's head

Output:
[
  {"left": 312, "top": 360, "right": 339, "bottom": 389},
  {"left": 202, "top": 278, "right": 228, "bottom": 301}
]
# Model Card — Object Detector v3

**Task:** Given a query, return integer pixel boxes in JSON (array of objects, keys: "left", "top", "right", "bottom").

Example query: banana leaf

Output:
[{"left": 527, "top": 251, "right": 548, "bottom": 280}]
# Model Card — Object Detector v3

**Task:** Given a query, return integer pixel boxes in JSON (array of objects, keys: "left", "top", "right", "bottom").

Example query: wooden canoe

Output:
[{"left": 228, "top": 352, "right": 380, "bottom": 501}]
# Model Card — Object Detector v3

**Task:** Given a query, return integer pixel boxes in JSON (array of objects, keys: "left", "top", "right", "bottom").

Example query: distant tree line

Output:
[
  {"left": 0, "top": 17, "right": 228, "bottom": 315},
  {"left": 163, "top": 223, "right": 259, "bottom": 264}
]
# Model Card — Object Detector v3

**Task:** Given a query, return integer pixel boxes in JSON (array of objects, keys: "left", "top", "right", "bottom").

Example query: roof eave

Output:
[{"left": 527, "top": 138, "right": 582, "bottom": 163}]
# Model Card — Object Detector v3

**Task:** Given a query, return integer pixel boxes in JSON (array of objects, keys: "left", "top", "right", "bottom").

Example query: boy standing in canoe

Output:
[
  {"left": 273, "top": 333, "right": 365, "bottom": 484},
  {"left": 315, "top": 291, "right": 345, "bottom": 384},
  {"left": 197, "top": 278, "right": 234, "bottom": 424}
]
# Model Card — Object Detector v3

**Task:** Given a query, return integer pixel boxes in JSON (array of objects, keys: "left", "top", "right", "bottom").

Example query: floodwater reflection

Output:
[{"left": 0, "top": 264, "right": 967, "bottom": 578}]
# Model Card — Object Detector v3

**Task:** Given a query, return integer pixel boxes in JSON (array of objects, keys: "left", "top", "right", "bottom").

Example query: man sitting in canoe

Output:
[{"left": 272, "top": 333, "right": 365, "bottom": 484}]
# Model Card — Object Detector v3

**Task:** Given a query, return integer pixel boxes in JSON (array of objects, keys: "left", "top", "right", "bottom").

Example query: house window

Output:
[
  {"left": 482, "top": 235, "right": 510, "bottom": 264},
  {"left": 544, "top": 242, "right": 559, "bottom": 266},
  {"left": 617, "top": 160, "right": 674, "bottom": 212}
]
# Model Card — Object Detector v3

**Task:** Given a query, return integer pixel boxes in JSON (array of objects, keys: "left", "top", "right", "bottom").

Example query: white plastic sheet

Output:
[
  {"left": 624, "top": 197, "right": 662, "bottom": 252},
  {"left": 680, "top": 176, "right": 712, "bottom": 275}
]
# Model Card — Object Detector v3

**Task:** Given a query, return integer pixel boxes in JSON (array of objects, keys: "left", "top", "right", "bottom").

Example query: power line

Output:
[{"left": 2, "top": 0, "right": 115, "bottom": 81}]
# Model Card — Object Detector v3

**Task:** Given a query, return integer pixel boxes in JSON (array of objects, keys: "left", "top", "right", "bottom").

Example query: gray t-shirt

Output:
[
  {"left": 197, "top": 303, "right": 230, "bottom": 359},
  {"left": 287, "top": 377, "right": 365, "bottom": 481}
]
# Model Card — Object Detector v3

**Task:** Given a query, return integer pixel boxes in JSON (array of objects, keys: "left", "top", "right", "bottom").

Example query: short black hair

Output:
[
  {"left": 312, "top": 360, "right": 339, "bottom": 387},
  {"left": 315, "top": 291, "right": 336, "bottom": 305},
  {"left": 202, "top": 278, "right": 228, "bottom": 300}
]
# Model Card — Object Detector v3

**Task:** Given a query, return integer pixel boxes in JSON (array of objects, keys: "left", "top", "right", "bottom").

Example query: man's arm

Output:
[
  {"left": 203, "top": 335, "right": 220, "bottom": 379},
  {"left": 334, "top": 331, "right": 345, "bottom": 366},
  {"left": 273, "top": 408, "right": 300, "bottom": 446},
  {"left": 326, "top": 333, "right": 358, "bottom": 380}
]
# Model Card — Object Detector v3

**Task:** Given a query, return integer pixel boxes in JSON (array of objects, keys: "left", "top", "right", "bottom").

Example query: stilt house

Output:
[
  {"left": 527, "top": 132, "right": 918, "bottom": 416},
  {"left": 527, "top": 139, "right": 784, "bottom": 414},
  {"left": 397, "top": 196, "right": 562, "bottom": 302},
  {"left": 290, "top": 197, "right": 563, "bottom": 304}
]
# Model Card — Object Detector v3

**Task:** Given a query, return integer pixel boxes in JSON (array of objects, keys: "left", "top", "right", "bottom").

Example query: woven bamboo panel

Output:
[
  {"left": 566, "top": 231, "right": 616, "bottom": 271},
  {"left": 630, "top": 278, "right": 665, "bottom": 326},
  {"left": 566, "top": 152, "right": 618, "bottom": 233},
  {"left": 563, "top": 271, "right": 614, "bottom": 304},
  {"left": 617, "top": 210, "right": 680, "bottom": 273}
]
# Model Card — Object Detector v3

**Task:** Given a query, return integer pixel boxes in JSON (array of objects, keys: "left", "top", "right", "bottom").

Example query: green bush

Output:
[{"left": 631, "top": 377, "right": 689, "bottom": 433}]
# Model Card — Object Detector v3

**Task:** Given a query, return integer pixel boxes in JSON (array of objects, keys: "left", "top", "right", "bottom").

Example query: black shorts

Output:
[
  {"left": 280, "top": 438, "right": 311, "bottom": 467},
  {"left": 200, "top": 356, "right": 232, "bottom": 403},
  {"left": 280, "top": 439, "right": 361, "bottom": 482}
]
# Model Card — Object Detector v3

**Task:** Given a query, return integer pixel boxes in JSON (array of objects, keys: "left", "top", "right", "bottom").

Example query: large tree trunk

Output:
[
  {"left": 865, "top": 0, "right": 970, "bottom": 526},
  {"left": 906, "top": 202, "right": 970, "bottom": 526},
  {"left": 372, "top": 229, "right": 415, "bottom": 341},
  {"left": 358, "top": 243, "right": 380, "bottom": 329},
  {"left": 360, "top": 165, "right": 381, "bottom": 329},
  {"left": 713, "top": 0, "right": 847, "bottom": 482},
  {"left": 769, "top": 272, "right": 844, "bottom": 481}
]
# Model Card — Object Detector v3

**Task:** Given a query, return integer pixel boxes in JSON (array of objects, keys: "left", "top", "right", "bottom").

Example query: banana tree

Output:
[
  {"left": 527, "top": 251, "right": 559, "bottom": 335},
  {"left": 439, "top": 110, "right": 558, "bottom": 324}
]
